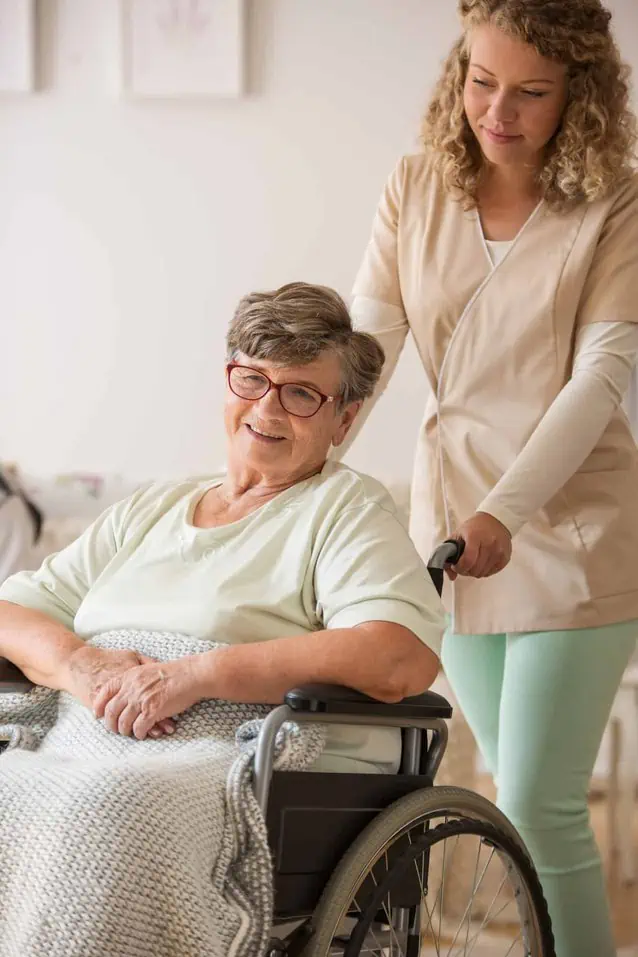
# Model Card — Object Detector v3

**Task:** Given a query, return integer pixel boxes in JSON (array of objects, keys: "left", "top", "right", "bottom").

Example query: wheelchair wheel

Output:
[{"left": 303, "top": 786, "right": 554, "bottom": 957}]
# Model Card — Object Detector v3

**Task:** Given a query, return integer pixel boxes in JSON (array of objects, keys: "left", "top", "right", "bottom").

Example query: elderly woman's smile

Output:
[
  {"left": 223, "top": 343, "right": 362, "bottom": 491},
  {"left": 245, "top": 423, "right": 286, "bottom": 442}
]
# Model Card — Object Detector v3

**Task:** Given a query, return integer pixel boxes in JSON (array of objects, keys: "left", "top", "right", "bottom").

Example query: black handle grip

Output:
[
  {"left": 426, "top": 539, "right": 466, "bottom": 597},
  {"left": 427, "top": 539, "right": 465, "bottom": 571}
]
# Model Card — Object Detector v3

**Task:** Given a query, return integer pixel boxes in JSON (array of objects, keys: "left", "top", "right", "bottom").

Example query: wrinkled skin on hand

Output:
[
  {"left": 92, "top": 656, "right": 204, "bottom": 741},
  {"left": 67, "top": 645, "right": 176, "bottom": 738}
]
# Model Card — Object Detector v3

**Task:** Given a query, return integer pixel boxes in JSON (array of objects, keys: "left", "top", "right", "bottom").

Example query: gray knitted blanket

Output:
[{"left": 0, "top": 630, "right": 326, "bottom": 957}]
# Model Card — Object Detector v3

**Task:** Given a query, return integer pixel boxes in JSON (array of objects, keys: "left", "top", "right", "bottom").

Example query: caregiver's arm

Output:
[
  {"left": 477, "top": 179, "right": 638, "bottom": 536},
  {"left": 453, "top": 323, "right": 637, "bottom": 578},
  {"left": 455, "top": 180, "right": 638, "bottom": 578},
  {"left": 477, "top": 321, "right": 638, "bottom": 535}
]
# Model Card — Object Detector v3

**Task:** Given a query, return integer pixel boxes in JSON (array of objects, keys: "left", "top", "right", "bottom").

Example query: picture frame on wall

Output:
[
  {"left": 119, "top": 0, "right": 245, "bottom": 99},
  {"left": 0, "top": 0, "right": 35, "bottom": 93}
]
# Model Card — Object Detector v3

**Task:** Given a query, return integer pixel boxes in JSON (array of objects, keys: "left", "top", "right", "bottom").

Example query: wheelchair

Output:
[{"left": 0, "top": 542, "right": 555, "bottom": 956}]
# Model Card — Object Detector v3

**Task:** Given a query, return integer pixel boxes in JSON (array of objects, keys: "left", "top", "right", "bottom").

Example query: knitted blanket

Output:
[{"left": 0, "top": 630, "right": 326, "bottom": 957}]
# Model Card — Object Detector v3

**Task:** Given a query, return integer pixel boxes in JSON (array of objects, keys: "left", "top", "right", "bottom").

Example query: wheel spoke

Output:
[
  {"left": 461, "top": 873, "right": 511, "bottom": 957},
  {"left": 438, "top": 817, "right": 449, "bottom": 948},
  {"left": 420, "top": 892, "right": 443, "bottom": 957},
  {"left": 436, "top": 830, "right": 461, "bottom": 950},
  {"left": 464, "top": 836, "right": 483, "bottom": 953},
  {"left": 445, "top": 836, "right": 494, "bottom": 956},
  {"left": 377, "top": 896, "right": 403, "bottom": 956},
  {"left": 412, "top": 847, "right": 427, "bottom": 902},
  {"left": 503, "top": 931, "right": 524, "bottom": 956},
  {"left": 327, "top": 811, "right": 544, "bottom": 957},
  {"left": 419, "top": 829, "right": 460, "bottom": 956},
  {"left": 465, "top": 837, "right": 483, "bottom": 951},
  {"left": 365, "top": 922, "right": 392, "bottom": 955}
]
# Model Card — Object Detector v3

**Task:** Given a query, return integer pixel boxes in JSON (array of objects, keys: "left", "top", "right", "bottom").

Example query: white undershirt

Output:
[
  {"left": 484, "top": 238, "right": 512, "bottom": 266},
  {"left": 350, "top": 241, "right": 638, "bottom": 537}
]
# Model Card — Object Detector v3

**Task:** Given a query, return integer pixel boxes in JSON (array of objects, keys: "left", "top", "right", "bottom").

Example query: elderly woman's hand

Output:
[
  {"left": 446, "top": 512, "right": 512, "bottom": 580},
  {"left": 66, "top": 646, "right": 176, "bottom": 738},
  {"left": 92, "top": 657, "right": 205, "bottom": 740}
]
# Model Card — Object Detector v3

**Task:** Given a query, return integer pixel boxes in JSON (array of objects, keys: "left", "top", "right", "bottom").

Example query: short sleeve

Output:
[
  {"left": 352, "top": 158, "right": 407, "bottom": 310},
  {"left": 577, "top": 176, "right": 638, "bottom": 328},
  {"left": 314, "top": 500, "right": 445, "bottom": 657},
  {"left": 0, "top": 493, "right": 142, "bottom": 630}
]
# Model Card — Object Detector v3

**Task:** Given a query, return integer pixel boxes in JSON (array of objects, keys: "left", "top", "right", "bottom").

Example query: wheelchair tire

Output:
[{"left": 302, "top": 785, "right": 554, "bottom": 957}]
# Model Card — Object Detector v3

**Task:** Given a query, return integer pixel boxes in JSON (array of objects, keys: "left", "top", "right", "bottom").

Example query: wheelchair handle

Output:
[
  {"left": 426, "top": 539, "right": 465, "bottom": 597},
  {"left": 428, "top": 539, "right": 465, "bottom": 570}
]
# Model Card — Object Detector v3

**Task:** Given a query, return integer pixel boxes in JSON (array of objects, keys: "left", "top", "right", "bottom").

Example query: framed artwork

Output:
[
  {"left": 0, "top": 0, "right": 35, "bottom": 93},
  {"left": 119, "top": 0, "right": 245, "bottom": 98}
]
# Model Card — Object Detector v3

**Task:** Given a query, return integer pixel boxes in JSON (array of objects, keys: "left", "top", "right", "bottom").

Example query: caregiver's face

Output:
[
  {"left": 224, "top": 350, "right": 360, "bottom": 482},
  {"left": 463, "top": 24, "right": 568, "bottom": 170}
]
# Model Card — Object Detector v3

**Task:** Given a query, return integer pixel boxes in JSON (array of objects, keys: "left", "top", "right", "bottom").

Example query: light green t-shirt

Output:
[{"left": 0, "top": 462, "right": 444, "bottom": 771}]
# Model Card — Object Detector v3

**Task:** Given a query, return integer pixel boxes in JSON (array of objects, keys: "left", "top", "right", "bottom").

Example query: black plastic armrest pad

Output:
[
  {"left": 284, "top": 683, "right": 452, "bottom": 719},
  {"left": 0, "top": 657, "right": 33, "bottom": 693}
]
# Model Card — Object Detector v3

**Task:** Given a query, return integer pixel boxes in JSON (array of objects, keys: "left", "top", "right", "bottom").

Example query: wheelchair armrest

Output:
[
  {"left": 284, "top": 683, "right": 452, "bottom": 719},
  {"left": 0, "top": 656, "right": 33, "bottom": 693}
]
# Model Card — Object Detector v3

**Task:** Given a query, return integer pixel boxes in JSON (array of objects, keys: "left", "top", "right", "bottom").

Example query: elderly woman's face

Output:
[
  {"left": 463, "top": 24, "right": 568, "bottom": 171},
  {"left": 224, "top": 351, "right": 359, "bottom": 481}
]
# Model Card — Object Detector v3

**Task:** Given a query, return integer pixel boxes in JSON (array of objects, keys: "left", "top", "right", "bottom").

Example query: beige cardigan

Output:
[{"left": 352, "top": 152, "right": 638, "bottom": 634}]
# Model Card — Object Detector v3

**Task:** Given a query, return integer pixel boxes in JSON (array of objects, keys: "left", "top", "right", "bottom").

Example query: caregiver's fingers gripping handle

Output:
[{"left": 427, "top": 539, "right": 466, "bottom": 597}]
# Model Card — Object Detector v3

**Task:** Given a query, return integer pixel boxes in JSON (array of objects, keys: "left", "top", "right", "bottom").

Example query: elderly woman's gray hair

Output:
[{"left": 226, "top": 282, "right": 385, "bottom": 405}]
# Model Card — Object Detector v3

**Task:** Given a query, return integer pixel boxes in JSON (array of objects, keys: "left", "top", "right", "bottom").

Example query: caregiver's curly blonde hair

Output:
[{"left": 422, "top": 0, "right": 637, "bottom": 211}]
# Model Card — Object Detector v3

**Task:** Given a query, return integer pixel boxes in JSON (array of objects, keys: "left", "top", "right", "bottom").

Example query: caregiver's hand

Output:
[
  {"left": 92, "top": 657, "right": 204, "bottom": 740},
  {"left": 66, "top": 645, "right": 176, "bottom": 738},
  {"left": 445, "top": 512, "right": 512, "bottom": 580}
]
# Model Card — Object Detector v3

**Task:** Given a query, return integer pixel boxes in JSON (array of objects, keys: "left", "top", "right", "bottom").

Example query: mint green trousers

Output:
[{"left": 442, "top": 621, "right": 637, "bottom": 957}]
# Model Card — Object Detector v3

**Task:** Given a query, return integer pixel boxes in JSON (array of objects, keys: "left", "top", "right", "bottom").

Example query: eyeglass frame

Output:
[{"left": 226, "top": 362, "right": 339, "bottom": 419}]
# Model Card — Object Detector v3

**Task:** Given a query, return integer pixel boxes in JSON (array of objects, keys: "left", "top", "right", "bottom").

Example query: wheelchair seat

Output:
[{"left": 265, "top": 683, "right": 450, "bottom": 918}]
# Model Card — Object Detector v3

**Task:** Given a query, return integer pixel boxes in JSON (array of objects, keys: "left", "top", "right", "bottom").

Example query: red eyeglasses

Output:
[{"left": 226, "top": 363, "right": 337, "bottom": 418}]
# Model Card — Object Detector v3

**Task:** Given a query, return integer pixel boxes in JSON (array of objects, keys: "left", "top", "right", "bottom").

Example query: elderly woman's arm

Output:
[
  {"left": 93, "top": 492, "right": 445, "bottom": 739},
  {"left": 0, "top": 600, "right": 85, "bottom": 689},
  {"left": 0, "top": 600, "right": 166, "bottom": 715},
  {"left": 93, "top": 623, "right": 439, "bottom": 740},
  {"left": 199, "top": 621, "right": 438, "bottom": 703},
  {"left": 0, "top": 499, "right": 132, "bottom": 691},
  {"left": 0, "top": 491, "right": 176, "bottom": 733}
]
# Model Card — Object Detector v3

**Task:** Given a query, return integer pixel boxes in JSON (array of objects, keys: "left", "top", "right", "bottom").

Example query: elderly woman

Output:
[{"left": 0, "top": 281, "right": 442, "bottom": 772}]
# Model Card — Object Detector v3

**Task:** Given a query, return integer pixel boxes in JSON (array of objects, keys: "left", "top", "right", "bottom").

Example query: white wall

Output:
[{"left": 1, "top": 0, "right": 636, "bottom": 483}]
